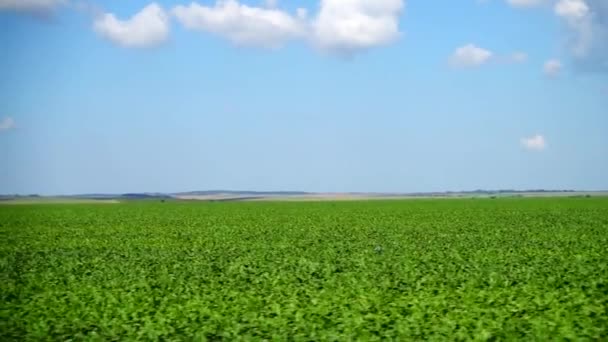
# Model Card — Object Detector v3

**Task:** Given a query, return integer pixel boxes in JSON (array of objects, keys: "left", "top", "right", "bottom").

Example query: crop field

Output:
[{"left": 1, "top": 198, "right": 607, "bottom": 340}]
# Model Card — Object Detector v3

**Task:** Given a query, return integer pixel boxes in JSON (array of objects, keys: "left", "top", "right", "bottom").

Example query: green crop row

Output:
[{"left": 1, "top": 198, "right": 607, "bottom": 340}]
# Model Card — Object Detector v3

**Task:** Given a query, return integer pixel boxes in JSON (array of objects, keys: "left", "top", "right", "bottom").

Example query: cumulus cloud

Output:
[
  {"left": 0, "top": 117, "right": 15, "bottom": 132},
  {"left": 310, "top": 0, "right": 405, "bottom": 54},
  {"left": 0, "top": 0, "right": 65, "bottom": 13},
  {"left": 88, "top": 0, "right": 406, "bottom": 54},
  {"left": 94, "top": 3, "right": 170, "bottom": 48},
  {"left": 172, "top": 1, "right": 307, "bottom": 49},
  {"left": 555, "top": 0, "right": 589, "bottom": 19},
  {"left": 554, "top": 0, "right": 608, "bottom": 71},
  {"left": 171, "top": 0, "right": 406, "bottom": 53},
  {"left": 521, "top": 134, "right": 547, "bottom": 151},
  {"left": 449, "top": 44, "right": 493, "bottom": 67},
  {"left": 543, "top": 59, "right": 562, "bottom": 76}
]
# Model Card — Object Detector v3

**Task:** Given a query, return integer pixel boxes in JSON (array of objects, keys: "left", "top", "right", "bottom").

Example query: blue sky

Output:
[{"left": 1, "top": 0, "right": 607, "bottom": 195}]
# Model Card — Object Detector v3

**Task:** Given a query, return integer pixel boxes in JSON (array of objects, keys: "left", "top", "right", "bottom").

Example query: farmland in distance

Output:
[{"left": 1, "top": 198, "right": 607, "bottom": 340}]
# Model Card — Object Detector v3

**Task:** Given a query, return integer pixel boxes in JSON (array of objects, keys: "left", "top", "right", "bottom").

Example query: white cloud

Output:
[
  {"left": 555, "top": 0, "right": 589, "bottom": 19},
  {"left": 521, "top": 134, "right": 547, "bottom": 151},
  {"left": 507, "top": 0, "right": 606, "bottom": 71},
  {"left": 311, "top": 0, "right": 404, "bottom": 54},
  {"left": 449, "top": 44, "right": 493, "bottom": 67},
  {"left": 555, "top": 0, "right": 592, "bottom": 57},
  {"left": 0, "top": 0, "right": 64, "bottom": 13},
  {"left": 0, "top": 117, "right": 15, "bottom": 131},
  {"left": 543, "top": 59, "right": 562, "bottom": 76},
  {"left": 94, "top": 3, "right": 170, "bottom": 48},
  {"left": 172, "top": 1, "right": 306, "bottom": 49},
  {"left": 554, "top": 0, "right": 608, "bottom": 71},
  {"left": 507, "top": 0, "right": 545, "bottom": 8}
]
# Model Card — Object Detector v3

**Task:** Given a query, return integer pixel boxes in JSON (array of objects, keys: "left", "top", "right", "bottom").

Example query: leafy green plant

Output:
[{"left": 1, "top": 198, "right": 607, "bottom": 340}]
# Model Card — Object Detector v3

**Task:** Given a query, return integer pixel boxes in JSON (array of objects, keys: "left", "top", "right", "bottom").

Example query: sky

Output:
[{"left": 0, "top": 0, "right": 607, "bottom": 195}]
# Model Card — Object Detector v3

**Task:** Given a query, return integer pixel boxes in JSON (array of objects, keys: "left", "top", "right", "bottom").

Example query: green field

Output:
[{"left": 2, "top": 198, "right": 607, "bottom": 340}]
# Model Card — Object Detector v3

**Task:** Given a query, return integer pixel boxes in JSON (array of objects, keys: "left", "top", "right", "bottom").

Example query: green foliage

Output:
[{"left": 1, "top": 198, "right": 607, "bottom": 340}]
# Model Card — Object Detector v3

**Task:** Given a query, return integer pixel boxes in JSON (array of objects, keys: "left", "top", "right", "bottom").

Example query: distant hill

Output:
[
  {"left": 173, "top": 190, "right": 310, "bottom": 196},
  {"left": 121, "top": 193, "right": 173, "bottom": 199},
  {"left": 62, "top": 193, "right": 173, "bottom": 200},
  {"left": 2, "top": 189, "right": 604, "bottom": 203}
]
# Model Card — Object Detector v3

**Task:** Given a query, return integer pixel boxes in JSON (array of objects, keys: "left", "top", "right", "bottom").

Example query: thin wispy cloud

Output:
[
  {"left": 448, "top": 44, "right": 529, "bottom": 68},
  {"left": 544, "top": 59, "right": 563, "bottom": 76},
  {"left": 498, "top": 0, "right": 606, "bottom": 72},
  {"left": 562, "top": 0, "right": 608, "bottom": 72},
  {"left": 507, "top": 0, "right": 546, "bottom": 8},
  {"left": 264, "top": 0, "right": 278, "bottom": 9},
  {"left": 0, "top": 0, "right": 65, "bottom": 13},
  {"left": 521, "top": 134, "right": 547, "bottom": 151},
  {"left": 509, "top": 52, "right": 529, "bottom": 63},
  {"left": 449, "top": 44, "right": 494, "bottom": 68},
  {"left": 555, "top": 0, "right": 593, "bottom": 58},
  {"left": 0, "top": 117, "right": 15, "bottom": 132}
]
